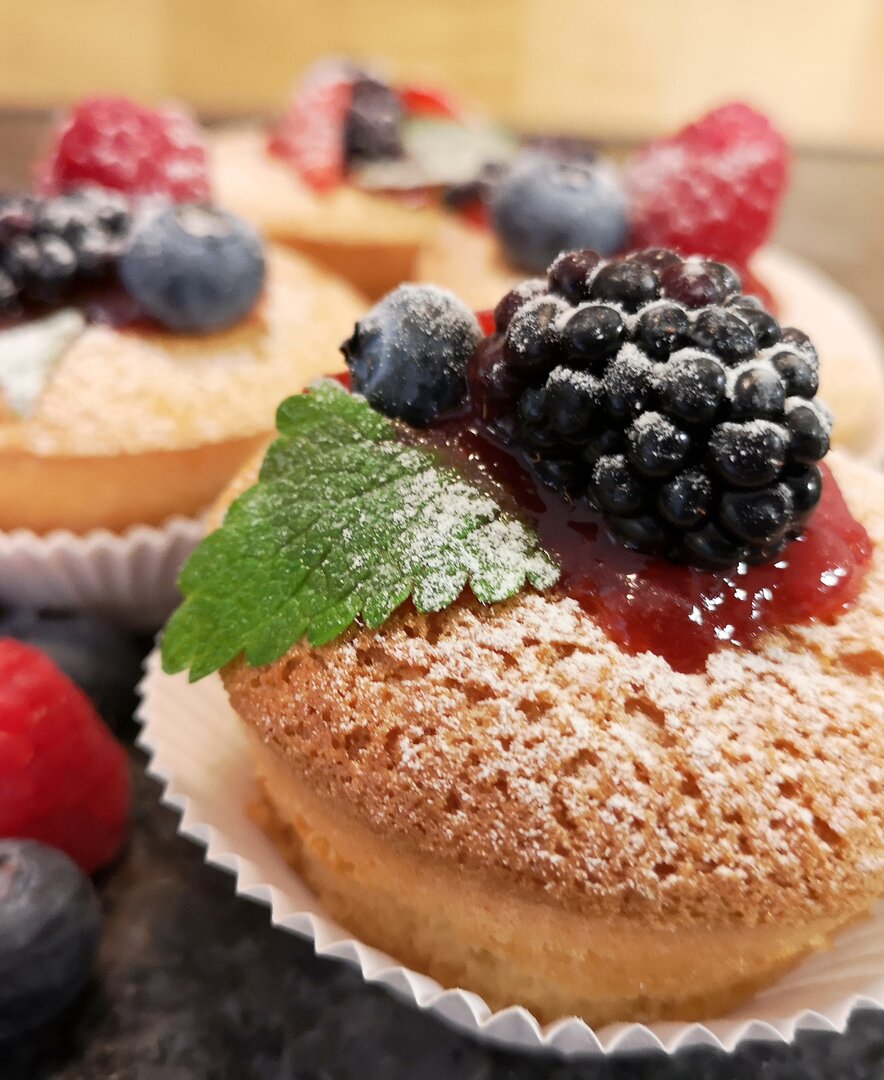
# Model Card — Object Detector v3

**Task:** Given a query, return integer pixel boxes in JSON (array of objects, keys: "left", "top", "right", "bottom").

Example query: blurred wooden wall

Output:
[{"left": 1, "top": 0, "right": 883, "bottom": 149}]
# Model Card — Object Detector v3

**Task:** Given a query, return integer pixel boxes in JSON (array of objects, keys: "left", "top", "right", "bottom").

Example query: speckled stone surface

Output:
[{"left": 0, "top": 748, "right": 882, "bottom": 1080}]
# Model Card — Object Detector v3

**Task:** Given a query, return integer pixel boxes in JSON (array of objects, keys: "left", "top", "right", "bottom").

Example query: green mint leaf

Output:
[{"left": 162, "top": 381, "right": 559, "bottom": 681}]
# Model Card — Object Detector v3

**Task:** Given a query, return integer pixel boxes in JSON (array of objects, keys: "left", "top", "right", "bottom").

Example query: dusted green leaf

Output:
[{"left": 162, "top": 381, "right": 559, "bottom": 680}]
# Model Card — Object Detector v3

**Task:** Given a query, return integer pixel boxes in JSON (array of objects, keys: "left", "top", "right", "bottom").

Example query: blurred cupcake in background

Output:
[
  {"left": 0, "top": 95, "right": 364, "bottom": 626},
  {"left": 417, "top": 103, "right": 884, "bottom": 460},
  {"left": 210, "top": 58, "right": 518, "bottom": 299}
]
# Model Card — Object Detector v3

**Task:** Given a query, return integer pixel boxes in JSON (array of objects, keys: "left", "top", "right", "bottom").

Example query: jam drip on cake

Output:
[{"left": 341, "top": 254, "right": 873, "bottom": 674}]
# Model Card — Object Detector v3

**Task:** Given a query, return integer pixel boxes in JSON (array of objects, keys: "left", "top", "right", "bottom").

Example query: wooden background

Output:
[{"left": 0, "top": 0, "right": 883, "bottom": 149}]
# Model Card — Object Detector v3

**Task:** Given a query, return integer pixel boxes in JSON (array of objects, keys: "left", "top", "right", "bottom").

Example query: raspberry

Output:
[
  {"left": 38, "top": 97, "right": 210, "bottom": 203},
  {"left": 626, "top": 103, "right": 789, "bottom": 266},
  {"left": 474, "top": 248, "right": 830, "bottom": 568},
  {"left": 268, "top": 61, "right": 355, "bottom": 193},
  {"left": 0, "top": 639, "right": 129, "bottom": 874}
]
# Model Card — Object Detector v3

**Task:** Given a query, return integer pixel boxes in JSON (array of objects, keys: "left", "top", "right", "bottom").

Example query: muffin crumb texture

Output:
[{"left": 225, "top": 451, "right": 884, "bottom": 931}]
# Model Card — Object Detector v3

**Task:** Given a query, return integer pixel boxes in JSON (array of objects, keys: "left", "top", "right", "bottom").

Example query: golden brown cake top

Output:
[
  {"left": 224, "top": 450, "right": 884, "bottom": 930},
  {"left": 0, "top": 246, "right": 364, "bottom": 458}
]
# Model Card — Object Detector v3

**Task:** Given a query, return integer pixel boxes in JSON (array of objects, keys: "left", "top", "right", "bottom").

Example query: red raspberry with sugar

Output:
[
  {"left": 38, "top": 96, "right": 211, "bottom": 203},
  {"left": 626, "top": 103, "right": 789, "bottom": 266},
  {"left": 0, "top": 638, "right": 130, "bottom": 874}
]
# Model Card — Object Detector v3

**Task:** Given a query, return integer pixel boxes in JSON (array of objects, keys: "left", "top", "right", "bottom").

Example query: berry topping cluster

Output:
[
  {"left": 0, "top": 189, "right": 131, "bottom": 313},
  {"left": 38, "top": 96, "right": 211, "bottom": 204},
  {"left": 343, "top": 250, "right": 831, "bottom": 571},
  {"left": 475, "top": 249, "right": 829, "bottom": 567}
]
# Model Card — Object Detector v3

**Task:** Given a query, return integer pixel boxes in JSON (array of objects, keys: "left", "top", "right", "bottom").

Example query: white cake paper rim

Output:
[
  {"left": 0, "top": 517, "right": 204, "bottom": 630},
  {"left": 135, "top": 647, "right": 884, "bottom": 1057}
]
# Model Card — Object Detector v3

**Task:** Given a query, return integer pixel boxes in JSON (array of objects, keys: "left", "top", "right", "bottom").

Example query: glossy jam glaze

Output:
[{"left": 427, "top": 409, "right": 872, "bottom": 674}]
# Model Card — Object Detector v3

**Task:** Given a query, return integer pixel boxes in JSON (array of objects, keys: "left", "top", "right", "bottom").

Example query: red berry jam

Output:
[{"left": 428, "top": 413, "right": 872, "bottom": 674}]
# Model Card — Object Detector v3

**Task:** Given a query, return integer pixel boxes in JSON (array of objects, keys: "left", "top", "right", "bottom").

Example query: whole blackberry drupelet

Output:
[
  {"left": 472, "top": 248, "right": 830, "bottom": 568},
  {"left": 0, "top": 188, "right": 131, "bottom": 313}
]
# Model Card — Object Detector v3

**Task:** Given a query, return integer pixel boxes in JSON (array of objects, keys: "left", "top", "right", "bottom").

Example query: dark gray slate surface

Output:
[{"left": 1, "top": 750, "right": 883, "bottom": 1079}]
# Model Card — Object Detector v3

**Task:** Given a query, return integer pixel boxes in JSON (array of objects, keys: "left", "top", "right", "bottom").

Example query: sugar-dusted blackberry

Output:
[
  {"left": 770, "top": 347, "right": 819, "bottom": 399},
  {"left": 560, "top": 303, "right": 625, "bottom": 368},
  {"left": 727, "top": 362, "right": 786, "bottom": 420},
  {"left": 708, "top": 420, "right": 787, "bottom": 488},
  {"left": 470, "top": 336, "right": 524, "bottom": 421},
  {"left": 547, "top": 249, "right": 602, "bottom": 304},
  {"left": 626, "top": 412, "right": 691, "bottom": 478},
  {"left": 660, "top": 258, "right": 739, "bottom": 308},
  {"left": 477, "top": 248, "right": 831, "bottom": 568},
  {"left": 493, "top": 278, "right": 546, "bottom": 333},
  {"left": 504, "top": 295, "right": 568, "bottom": 375},
  {"left": 657, "top": 352, "right": 726, "bottom": 424},
  {"left": 0, "top": 189, "right": 133, "bottom": 310},
  {"left": 784, "top": 398, "right": 831, "bottom": 465},
  {"left": 658, "top": 469, "right": 713, "bottom": 529},
  {"left": 719, "top": 484, "right": 794, "bottom": 545},
  {"left": 593, "top": 453, "right": 646, "bottom": 516},
  {"left": 344, "top": 76, "right": 404, "bottom": 164},
  {"left": 545, "top": 366, "right": 603, "bottom": 441},
  {"left": 590, "top": 260, "right": 660, "bottom": 311},
  {"left": 690, "top": 307, "right": 757, "bottom": 360},
  {"left": 634, "top": 302, "right": 690, "bottom": 359}
]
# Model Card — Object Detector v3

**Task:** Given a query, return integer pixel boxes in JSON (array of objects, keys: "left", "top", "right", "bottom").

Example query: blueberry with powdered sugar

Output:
[
  {"left": 342, "top": 284, "right": 481, "bottom": 426},
  {"left": 466, "top": 248, "right": 833, "bottom": 568}
]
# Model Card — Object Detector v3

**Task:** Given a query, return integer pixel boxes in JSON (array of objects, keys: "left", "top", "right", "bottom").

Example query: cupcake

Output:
[
  {"left": 0, "top": 97, "right": 363, "bottom": 625},
  {"left": 416, "top": 104, "right": 884, "bottom": 459},
  {"left": 210, "top": 59, "right": 517, "bottom": 299},
  {"left": 163, "top": 253, "right": 884, "bottom": 1027}
]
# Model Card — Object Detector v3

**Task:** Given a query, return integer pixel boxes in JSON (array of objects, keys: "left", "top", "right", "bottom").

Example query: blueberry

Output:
[
  {"left": 0, "top": 840, "right": 101, "bottom": 1039},
  {"left": 592, "top": 454, "right": 646, "bottom": 516},
  {"left": 343, "top": 284, "right": 481, "bottom": 426},
  {"left": 719, "top": 484, "right": 794, "bottom": 545},
  {"left": 344, "top": 76, "right": 403, "bottom": 164},
  {"left": 560, "top": 304, "right": 625, "bottom": 368},
  {"left": 634, "top": 303, "right": 690, "bottom": 359},
  {"left": 504, "top": 295, "right": 568, "bottom": 375},
  {"left": 690, "top": 308, "right": 757, "bottom": 360},
  {"left": 658, "top": 353, "right": 726, "bottom": 425},
  {"left": 785, "top": 399, "right": 831, "bottom": 464},
  {"left": 119, "top": 205, "right": 266, "bottom": 332},
  {"left": 658, "top": 469, "right": 713, "bottom": 529},
  {"left": 547, "top": 249, "right": 603, "bottom": 304},
  {"left": 626, "top": 412, "right": 691, "bottom": 478},
  {"left": 490, "top": 152, "right": 629, "bottom": 272},
  {"left": 708, "top": 421, "right": 787, "bottom": 488},
  {"left": 590, "top": 260, "right": 661, "bottom": 312},
  {"left": 727, "top": 363, "right": 787, "bottom": 420},
  {"left": 770, "top": 348, "right": 819, "bottom": 399}
]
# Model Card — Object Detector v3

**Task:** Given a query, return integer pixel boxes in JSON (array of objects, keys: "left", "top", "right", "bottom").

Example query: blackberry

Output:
[
  {"left": 469, "top": 248, "right": 831, "bottom": 568},
  {"left": 0, "top": 190, "right": 131, "bottom": 312}
]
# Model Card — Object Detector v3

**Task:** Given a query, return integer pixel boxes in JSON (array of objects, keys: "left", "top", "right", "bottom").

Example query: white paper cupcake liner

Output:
[
  {"left": 136, "top": 647, "right": 884, "bottom": 1056},
  {"left": 0, "top": 517, "right": 203, "bottom": 630}
]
